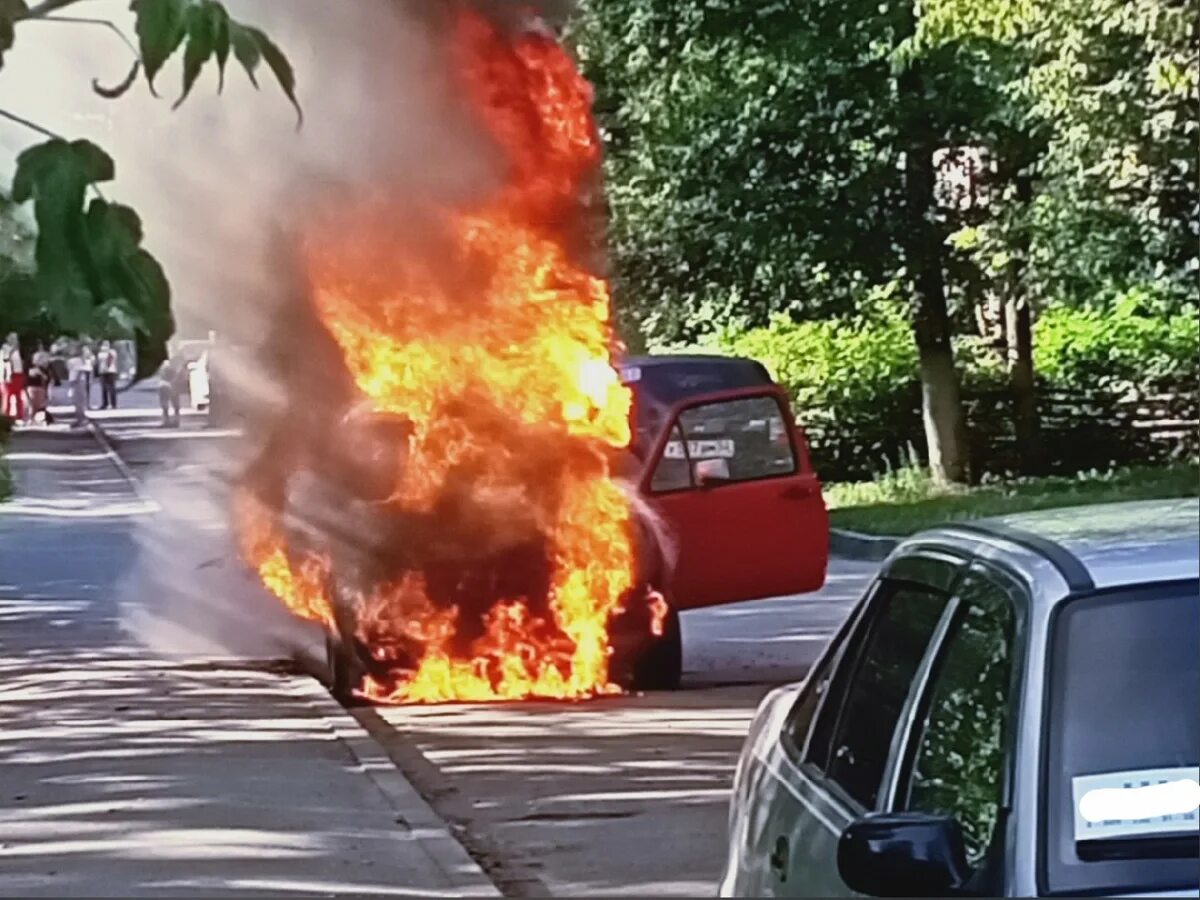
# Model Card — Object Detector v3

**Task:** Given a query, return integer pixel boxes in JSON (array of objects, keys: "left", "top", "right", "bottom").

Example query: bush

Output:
[
  {"left": 695, "top": 306, "right": 923, "bottom": 479},
  {"left": 664, "top": 283, "right": 1198, "bottom": 481},
  {"left": 1035, "top": 287, "right": 1200, "bottom": 390}
]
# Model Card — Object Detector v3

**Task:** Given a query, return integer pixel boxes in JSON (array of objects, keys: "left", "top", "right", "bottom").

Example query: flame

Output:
[
  {"left": 234, "top": 492, "right": 337, "bottom": 632},
  {"left": 648, "top": 590, "right": 669, "bottom": 638},
  {"left": 237, "top": 6, "right": 646, "bottom": 704}
]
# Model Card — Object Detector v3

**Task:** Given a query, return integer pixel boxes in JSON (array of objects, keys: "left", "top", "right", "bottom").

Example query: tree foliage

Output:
[
  {"left": 571, "top": 0, "right": 1196, "bottom": 328},
  {"left": 1, "top": 0, "right": 298, "bottom": 375},
  {"left": 570, "top": 0, "right": 911, "bottom": 346},
  {"left": 914, "top": 0, "right": 1198, "bottom": 304}
]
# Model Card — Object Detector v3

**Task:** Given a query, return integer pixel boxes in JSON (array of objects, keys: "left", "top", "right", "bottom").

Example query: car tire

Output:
[{"left": 629, "top": 606, "right": 682, "bottom": 691}]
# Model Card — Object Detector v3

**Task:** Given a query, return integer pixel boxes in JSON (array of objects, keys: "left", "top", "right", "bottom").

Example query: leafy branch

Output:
[{"left": 0, "top": 0, "right": 301, "bottom": 376}]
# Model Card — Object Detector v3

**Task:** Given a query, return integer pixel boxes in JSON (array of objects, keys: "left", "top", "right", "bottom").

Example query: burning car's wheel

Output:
[
  {"left": 610, "top": 601, "right": 682, "bottom": 692},
  {"left": 630, "top": 606, "right": 682, "bottom": 691}
]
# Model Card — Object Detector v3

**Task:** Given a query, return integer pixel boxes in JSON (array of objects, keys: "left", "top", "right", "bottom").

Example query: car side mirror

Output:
[
  {"left": 837, "top": 813, "right": 973, "bottom": 897},
  {"left": 693, "top": 457, "right": 731, "bottom": 487}
]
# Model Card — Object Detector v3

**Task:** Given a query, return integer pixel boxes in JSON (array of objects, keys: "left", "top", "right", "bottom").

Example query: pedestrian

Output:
[
  {"left": 67, "top": 343, "right": 90, "bottom": 428},
  {"left": 80, "top": 341, "right": 95, "bottom": 409},
  {"left": 97, "top": 339, "right": 119, "bottom": 409},
  {"left": 25, "top": 357, "right": 51, "bottom": 424},
  {"left": 0, "top": 337, "right": 9, "bottom": 420},
  {"left": 157, "top": 355, "right": 186, "bottom": 427},
  {"left": 3, "top": 333, "right": 27, "bottom": 423}
]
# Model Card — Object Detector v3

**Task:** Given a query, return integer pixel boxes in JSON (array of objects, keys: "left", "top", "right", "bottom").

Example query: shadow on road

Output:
[{"left": 362, "top": 684, "right": 774, "bottom": 897}]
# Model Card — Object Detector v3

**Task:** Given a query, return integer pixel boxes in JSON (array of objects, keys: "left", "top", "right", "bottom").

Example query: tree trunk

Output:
[
  {"left": 1006, "top": 173, "right": 1041, "bottom": 474},
  {"left": 898, "top": 61, "right": 969, "bottom": 484}
]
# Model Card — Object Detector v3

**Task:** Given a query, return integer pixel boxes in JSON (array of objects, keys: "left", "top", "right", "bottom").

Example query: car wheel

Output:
[{"left": 629, "top": 606, "right": 682, "bottom": 691}]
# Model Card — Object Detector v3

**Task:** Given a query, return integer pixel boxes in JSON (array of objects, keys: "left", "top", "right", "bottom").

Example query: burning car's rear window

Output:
[
  {"left": 621, "top": 358, "right": 772, "bottom": 407},
  {"left": 621, "top": 358, "right": 774, "bottom": 456}
]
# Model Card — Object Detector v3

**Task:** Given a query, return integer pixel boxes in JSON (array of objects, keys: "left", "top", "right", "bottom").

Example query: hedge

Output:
[{"left": 688, "top": 292, "right": 1199, "bottom": 481}]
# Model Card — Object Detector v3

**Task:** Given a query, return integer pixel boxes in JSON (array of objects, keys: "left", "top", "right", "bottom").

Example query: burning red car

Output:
[{"left": 232, "top": 6, "right": 827, "bottom": 704}]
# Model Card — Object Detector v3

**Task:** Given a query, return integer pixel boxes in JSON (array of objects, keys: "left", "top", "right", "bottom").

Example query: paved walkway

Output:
[{"left": 0, "top": 414, "right": 496, "bottom": 897}]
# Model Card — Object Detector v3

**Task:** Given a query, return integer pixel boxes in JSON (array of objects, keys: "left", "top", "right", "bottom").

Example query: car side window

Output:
[
  {"left": 650, "top": 422, "right": 691, "bottom": 492},
  {"left": 649, "top": 395, "right": 795, "bottom": 492},
  {"left": 808, "top": 581, "right": 953, "bottom": 809},
  {"left": 901, "top": 574, "right": 1018, "bottom": 865},
  {"left": 786, "top": 635, "right": 841, "bottom": 754}
]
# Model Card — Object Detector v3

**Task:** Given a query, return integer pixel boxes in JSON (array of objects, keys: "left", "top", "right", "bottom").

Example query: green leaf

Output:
[
  {"left": 0, "top": 0, "right": 28, "bottom": 69},
  {"left": 131, "top": 0, "right": 188, "bottom": 93},
  {"left": 9, "top": 139, "right": 172, "bottom": 374},
  {"left": 174, "top": 0, "right": 215, "bottom": 109},
  {"left": 229, "top": 21, "right": 260, "bottom": 87},
  {"left": 213, "top": 4, "right": 230, "bottom": 91},
  {"left": 247, "top": 25, "right": 302, "bottom": 125}
]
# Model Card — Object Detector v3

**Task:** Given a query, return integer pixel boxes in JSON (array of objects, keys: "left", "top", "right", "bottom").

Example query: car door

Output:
[
  {"left": 639, "top": 386, "right": 828, "bottom": 609},
  {"left": 734, "top": 552, "right": 966, "bottom": 896}
]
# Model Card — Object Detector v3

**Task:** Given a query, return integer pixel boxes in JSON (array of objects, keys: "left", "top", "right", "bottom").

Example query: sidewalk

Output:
[{"left": 0, "top": 416, "right": 497, "bottom": 897}]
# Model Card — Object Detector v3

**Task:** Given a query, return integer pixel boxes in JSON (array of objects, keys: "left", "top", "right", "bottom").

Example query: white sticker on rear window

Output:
[
  {"left": 1072, "top": 766, "right": 1200, "bottom": 843},
  {"left": 664, "top": 438, "right": 735, "bottom": 460},
  {"left": 619, "top": 366, "right": 642, "bottom": 384}
]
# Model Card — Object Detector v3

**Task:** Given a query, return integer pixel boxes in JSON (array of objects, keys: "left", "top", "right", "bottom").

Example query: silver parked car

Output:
[{"left": 720, "top": 498, "right": 1199, "bottom": 898}]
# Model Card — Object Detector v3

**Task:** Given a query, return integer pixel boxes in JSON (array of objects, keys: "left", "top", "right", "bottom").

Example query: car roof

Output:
[
  {"left": 620, "top": 353, "right": 766, "bottom": 369},
  {"left": 920, "top": 498, "right": 1199, "bottom": 592}
]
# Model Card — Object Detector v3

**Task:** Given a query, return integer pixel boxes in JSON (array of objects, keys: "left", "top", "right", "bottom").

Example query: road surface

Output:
[{"left": 94, "top": 397, "right": 878, "bottom": 896}]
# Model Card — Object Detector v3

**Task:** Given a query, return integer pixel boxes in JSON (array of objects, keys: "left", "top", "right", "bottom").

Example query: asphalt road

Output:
[
  {"left": 358, "top": 557, "right": 875, "bottom": 898},
  {"left": 98, "top": 398, "right": 878, "bottom": 897}
]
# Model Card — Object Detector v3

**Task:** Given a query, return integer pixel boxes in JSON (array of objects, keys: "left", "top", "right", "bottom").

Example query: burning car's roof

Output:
[{"left": 618, "top": 355, "right": 774, "bottom": 410}]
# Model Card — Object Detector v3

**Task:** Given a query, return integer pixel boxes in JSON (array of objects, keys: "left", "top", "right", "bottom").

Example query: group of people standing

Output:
[{"left": 1, "top": 334, "right": 122, "bottom": 427}]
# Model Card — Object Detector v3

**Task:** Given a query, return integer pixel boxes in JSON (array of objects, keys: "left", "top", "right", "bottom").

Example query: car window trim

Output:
[
  {"left": 878, "top": 593, "right": 964, "bottom": 811},
  {"left": 819, "top": 557, "right": 970, "bottom": 766},
  {"left": 780, "top": 579, "right": 880, "bottom": 764},
  {"left": 880, "top": 561, "right": 1031, "bottom": 899},
  {"left": 806, "top": 566, "right": 971, "bottom": 812},
  {"left": 890, "top": 562, "right": 1032, "bottom": 815},
  {"left": 800, "top": 551, "right": 970, "bottom": 773}
]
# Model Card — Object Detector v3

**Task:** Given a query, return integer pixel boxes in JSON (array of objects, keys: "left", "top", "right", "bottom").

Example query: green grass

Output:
[{"left": 826, "top": 461, "right": 1200, "bottom": 536}]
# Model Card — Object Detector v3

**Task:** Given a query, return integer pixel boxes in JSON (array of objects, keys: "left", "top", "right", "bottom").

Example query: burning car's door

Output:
[{"left": 640, "top": 387, "right": 829, "bottom": 610}]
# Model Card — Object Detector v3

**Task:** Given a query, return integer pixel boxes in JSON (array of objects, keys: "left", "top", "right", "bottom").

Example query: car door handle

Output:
[
  {"left": 781, "top": 483, "right": 816, "bottom": 500},
  {"left": 769, "top": 835, "right": 789, "bottom": 881}
]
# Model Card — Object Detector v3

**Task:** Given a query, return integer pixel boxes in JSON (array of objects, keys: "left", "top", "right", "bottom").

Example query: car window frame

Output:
[
  {"left": 779, "top": 579, "right": 878, "bottom": 763},
  {"left": 638, "top": 386, "right": 802, "bottom": 496},
  {"left": 882, "top": 561, "right": 1031, "bottom": 888},
  {"left": 783, "top": 548, "right": 970, "bottom": 813}
]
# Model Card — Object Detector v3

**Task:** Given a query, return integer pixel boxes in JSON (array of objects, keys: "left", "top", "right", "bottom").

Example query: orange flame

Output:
[
  {"left": 234, "top": 492, "right": 337, "bottom": 632},
  {"left": 238, "top": 7, "right": 642, "bottom": 704}
]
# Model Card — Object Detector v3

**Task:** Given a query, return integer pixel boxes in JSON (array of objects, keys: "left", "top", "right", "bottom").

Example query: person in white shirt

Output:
[
  {"left": 97, "top": 340, "right": 119, "bottom": 409},
  {"left": 66, "top": 344, "right": 90, "bottom": 428},
  {"left": 80, "top": 342, "right": 95, "bottom": 409}
]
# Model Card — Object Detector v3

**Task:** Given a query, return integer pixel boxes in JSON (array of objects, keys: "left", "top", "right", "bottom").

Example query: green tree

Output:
[
  {"left": 571, "top": 0, "right": 990, "bottom": 481},
  {"left": 914, "top": 0, "right": 1196, "bottom": 471},
  {"left": 0, "top": 0, "right": 298, "bottom": 375}
]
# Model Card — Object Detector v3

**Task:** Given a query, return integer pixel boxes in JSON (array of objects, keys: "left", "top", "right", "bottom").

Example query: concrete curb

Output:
[
  {"left": 85, "top": 418, "right": 161, "bottom": 513},
  {"left": 830, "top": 527, "right": 900, "bottom": 561},
  {"left": 288, "top": 678, "right": 502, "bottom": 896}
]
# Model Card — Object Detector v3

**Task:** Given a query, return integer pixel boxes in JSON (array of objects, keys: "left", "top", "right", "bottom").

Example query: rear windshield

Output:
[
  {"left": 621, "top": 360, "right": 772, "bottom": 456},
  {"left": 1043, "top": 582, "right": 1200, "bottom": 895}
]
